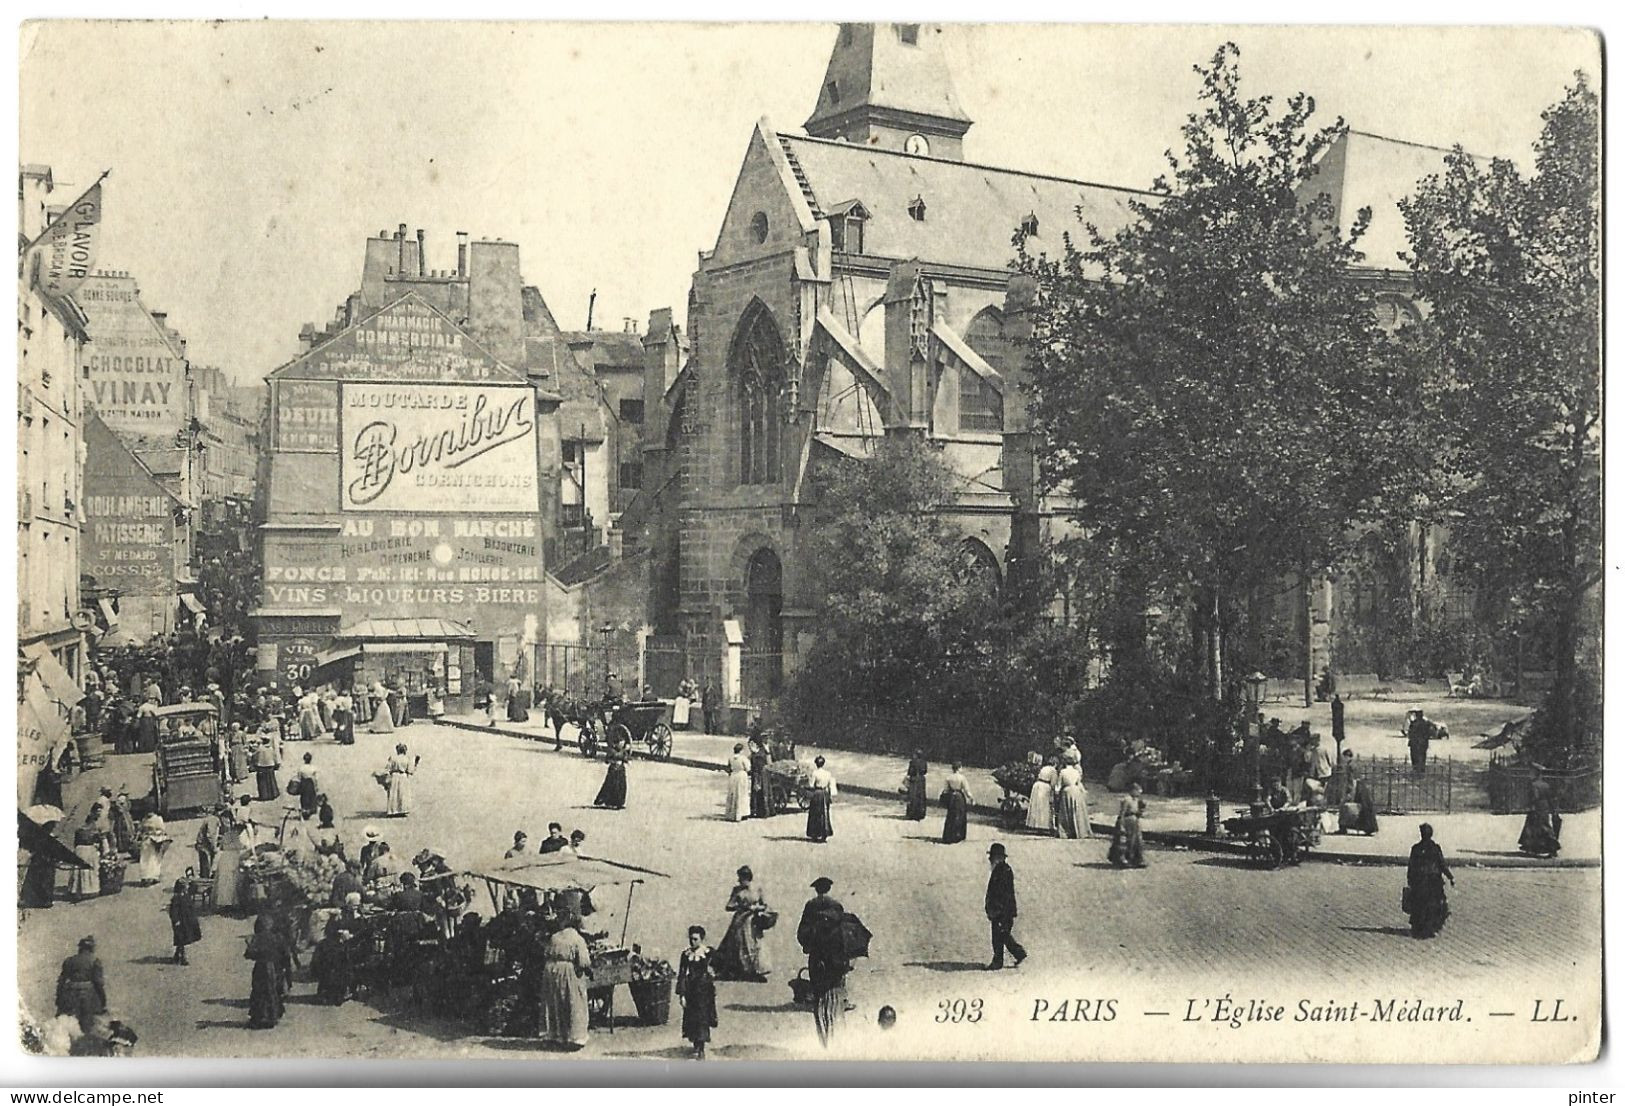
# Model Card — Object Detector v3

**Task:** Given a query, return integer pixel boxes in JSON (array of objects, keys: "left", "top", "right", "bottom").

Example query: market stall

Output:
[{"left": 465, "top": 855, "right": 675, "bottom": 1033}]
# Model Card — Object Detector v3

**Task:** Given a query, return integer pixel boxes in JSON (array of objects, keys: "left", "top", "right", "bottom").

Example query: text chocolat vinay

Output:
[{"left": 346, "top": 388, "right": 534, "bottom": 506}]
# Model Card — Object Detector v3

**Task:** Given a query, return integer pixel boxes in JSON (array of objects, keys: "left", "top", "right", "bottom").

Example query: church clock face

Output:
[{"left": 904, "top": 133, "right": 930, "bottom": 156}]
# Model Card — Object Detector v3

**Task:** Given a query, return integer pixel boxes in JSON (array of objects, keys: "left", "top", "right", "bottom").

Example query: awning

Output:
[
  {"left": 362, "top": 642, "right": 448, "bottom": 655},
  {"left": 18, "top": 679, "right": 71, "bottom": 806},
  {"left": 20, "top": 642, "right": 83, "bottom": 709},
  {"left": 312, "top": 645, "right": 363, "bottom": 669},
  {"left": 467, "top": 856, "right": 648, "bottom": 893},
  {"left": 335, "top": 618, "right": 475, "bottom": 642},
  {"left": 18, "top": 811, "right": 92, "bottom": 869},
  {"left": 97, "top": 598, "right": 119, "bottom": 626},
  {"left": 179, "top": 593, "right": 207, "bottom": 617}
]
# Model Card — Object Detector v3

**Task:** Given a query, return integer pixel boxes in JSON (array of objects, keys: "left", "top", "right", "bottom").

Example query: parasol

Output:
[{"left": 23, "top": 805, "right": 65, "bottom": 825}]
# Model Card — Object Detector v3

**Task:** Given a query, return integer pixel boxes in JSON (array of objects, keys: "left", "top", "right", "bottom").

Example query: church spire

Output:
[{"left": 803, "top": 23, "right": 973, "bottom": 161}]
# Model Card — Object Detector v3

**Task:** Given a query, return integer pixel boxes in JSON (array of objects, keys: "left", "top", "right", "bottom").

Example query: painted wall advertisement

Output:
[
  {"left": 262, "top": 514, "right": 543, "bottom": 628},
  {"left": 77, "top": 274, "right": 188, "bottom": 438},
  {"left": 339, "top": 381, "right": 540, "bottom": 514},
  {"left": 82, "top": 488, "right": 177, "bottom": 595},
  {"left": 275, "top": 379, "right": 339, "bottom": 452},
  {"left": 285, "top": 297, "right": 503, "bottom": 382}
]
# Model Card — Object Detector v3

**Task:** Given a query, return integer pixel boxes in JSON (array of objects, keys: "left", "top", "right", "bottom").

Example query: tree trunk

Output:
[
  {"left": 1209, "top": 587, "right": 1224, "bottom": 701},
  {"left": 1302, "top": 569, "right": 1314, "bottom": 708}
]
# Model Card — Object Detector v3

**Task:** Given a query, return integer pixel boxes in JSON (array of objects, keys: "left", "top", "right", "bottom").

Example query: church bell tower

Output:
[{"left": 803, "top": 23, "right": 973, "bottom": 161}]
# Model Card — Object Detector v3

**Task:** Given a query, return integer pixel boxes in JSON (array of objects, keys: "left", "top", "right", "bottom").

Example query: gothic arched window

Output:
[{"left": 732, "top": 304, "right": 786, "bottom": 486}]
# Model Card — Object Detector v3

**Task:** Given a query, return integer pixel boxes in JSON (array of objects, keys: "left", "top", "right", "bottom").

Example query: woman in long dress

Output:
[
  {"left": 676, "top": 926, "right": 719, "bottom": 1060},
  {"left": 135, "top": 699, "right": 160, "bottom": 753},
  {"left": 253, "top": 734, "right": 280, "bottom": 802},
  {"left": 332, "top": 691, "right": 355, "bottom": 746},
  {"left": 904, "top": 750, "right": 929, "bottom": 821},
  {"left": 69, "top": 812, "right": 103, "bottom": 900},
  {"left": 109, "top": 790, "right": 137, "bottom": 856},
  {"left": 136, "top": 813, "right": 170, "bottom": 885},
  {"left": 594, "top": 745, "right": 628, "bottom": 810},
  {"left": 213, "top": 802, "right": 250, "bottom": 912},
  {"left": 747, "top": 735, "right": 770, "bottom": 819},
  {"left": 194, "top": 818, "right": 217, "bottom": 881},
  {"left": 806, "top": 756, "right": 836, "bottom": 842},
  {"left": 1108, "top": 782, "right": 1146, "bottom": 868},
  {"left": 369, "top": 682, "right": 396, "bottom": 734},
  {"left": 1056, "top": 758, "right": 1094, "bottom": 839},
  {"left": 1026, "top": 761, "right": 1058, "bottom": 834},
  {"left": 1404, "top": 823, "right": 1454, "bottom": 938},
  {"left": 385, "top": 744, "right": 416, "bottom": 816},
  {"left": 227, "top": 725, "right": 250, "bottom": 784},
  {"left": 246, "top": 912, "right": 291, "bottom": 1028},
  {"left": 537, "top": 921, "right": 592, "bottom": 1049},
  {"left": 724, "top": 744, "right": 751, "bottom": 822},
  {"left": 940, "top": 763, "right": 971, "bottom": 844},
  {"left": 1517, "top": 776, "right": 1563, "bottom": 857},
  {"left": 714, "top": 866, "right": 771, "bottom": 981},
  {"left": 298, "top": 691, "right": 323, "bottom": 741},
  {"left": 168, "top": 878, "right": 202, "bottom": 964}
]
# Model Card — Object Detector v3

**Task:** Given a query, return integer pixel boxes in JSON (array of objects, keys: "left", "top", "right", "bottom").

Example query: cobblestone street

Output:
[{"left": 18, "top": 722, "right": 1600, "bottom": 1063}]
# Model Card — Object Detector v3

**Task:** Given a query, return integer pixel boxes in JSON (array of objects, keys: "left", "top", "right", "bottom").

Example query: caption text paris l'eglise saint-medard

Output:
[{"left": 929, "top": 995, "right": 1579, "bottom": 1028}]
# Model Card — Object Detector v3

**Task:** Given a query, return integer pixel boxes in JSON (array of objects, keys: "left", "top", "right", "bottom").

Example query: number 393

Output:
[{"left": 936, "top": 998, "right": 984, "bottom": 1024}]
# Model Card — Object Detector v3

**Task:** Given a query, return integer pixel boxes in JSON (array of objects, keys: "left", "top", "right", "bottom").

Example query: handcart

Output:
[{"left": 1222, "top": 806, "right": 1320, "bottom": 869}]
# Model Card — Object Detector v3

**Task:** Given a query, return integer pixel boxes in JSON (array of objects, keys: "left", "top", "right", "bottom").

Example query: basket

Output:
[
  {"left": 98, "top": 865, "right": 126, "bottom": 895},
  {"left": 629, "top": 978, "right": 673, "bottom": 1026},
  {"left": 788, "top": 967, "right": 816, "bottom": 1006}
]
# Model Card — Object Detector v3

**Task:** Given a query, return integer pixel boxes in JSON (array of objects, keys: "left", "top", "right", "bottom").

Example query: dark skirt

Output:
[
  {"left": 170, "top": 900, "right": 203, "bottom": 947},
  {"left": 333, "top": 710, "right": 355, "bottom": 745},
  {"left": 748, "top": 769, "right": 768, "bottom": 819},
  {"left": 249, "top": 959, "right": 285, "bottom": 1027},
  {"left": 22, "top": 853, "right": 56, "bottom": 908},
  {"left": 313, "top": 941, "right": 351, "bottom": 1005},
  {"left": 1406, "top": 875, "right": 1450, "bottom": 936},
  {"left": 940, "top": 790, "right": 968, "bottom": 843},
  {"left": 507, "top": 699, "right": 530, "bottom": 723},
  {"left": 680, "top": 974, "right": 718, "bottom": 1044},
  {"left": 1518, "top": 811, "right": 1562, "bottom": 856},
  {"left": 256, "top": 766, "right": 280, "bottom": 802},
  {"left": 905, "top": 777, "right": 928, "bottom": 820},
  {"left": 1108, "top": 816, "right": 1146, "bottom": 867},
  {"left": 136, "top": 717, "right": 160, "bottom": 754},
  {"left": 594, "top": 762, "right": 627, "bottom": 809},
  {"left": 807, "top": 791, "right": 834, "bottom": 841},
  {"left": 298, "top": 777, "right": 320, "bottom": 816}
]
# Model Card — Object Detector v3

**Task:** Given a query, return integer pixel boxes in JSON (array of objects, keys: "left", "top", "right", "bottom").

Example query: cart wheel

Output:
[
  {"left": 608, "top": 724, "right": 632, "bottom": 754},
  {"left": 1262, "top": 835, "right": 1285, "bottom": 869},
  {"left": 795, "top": 786, "right": 812, "bottom": 811},
  {"left": 649, "top": 723, "right": 673, "bottom": 760},
  {"left": 578, "top": 724, "right": 599, "bottom": 759}
]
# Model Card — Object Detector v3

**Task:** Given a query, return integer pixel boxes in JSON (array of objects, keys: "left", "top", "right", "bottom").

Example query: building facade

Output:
[{"left": 256, "top": 228, "right": 563, "bottom": 707}]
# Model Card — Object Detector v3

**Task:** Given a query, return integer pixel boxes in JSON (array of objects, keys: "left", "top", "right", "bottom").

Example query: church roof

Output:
[
  {"left": 1298, "top": 128, "right": 1488, "bottom": 272},
  {"left": 780, "top": 132, "right": 1150, "bottom": 273},
  {"left": 805, "top": 23, "right": 971, "bottom": 136}
]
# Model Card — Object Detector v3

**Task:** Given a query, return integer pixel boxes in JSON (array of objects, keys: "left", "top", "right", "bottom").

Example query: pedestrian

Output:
[
  {"left": 506, "top": 674, "right": 529, "bottom": 723},
  {"left": 538, "top": 823, "right": 569, "bottom": 854},
  {"left": 748, "top": 731, "right": 771, "bottom": 818},
  {"left": 136, "top": 814, "right": 170, "bottom": 885},
  {"left": 1330, "top": 692, "right": 1346, "bottom": 758},
  {"left": 1108, "top": 782, "right": 1147, "bottom": 869},
  {"left": 359, "top": 826, "right": 384, "bottom": 871},
  {"left": 724, "top": 743, "right": 751, "bottom": 822},
  {"left": 939, "top": 763, "right": 971, "bottom": 844},
  {"left": 298, "top": 689, "right": 323, "bottom": 741},
  {"left": 593, "top": 743, "right": 628, "bottom": 810},
  {"left": 369, "top": 681, "right": 396, "bottom": 734},
  {"left": 806, "top": 756, "right": 836, "bottom": 842},
  {"left": 332, "top": 689, "right": 355, "bottom": 746},
  {"left": 69, "top": 811, "right": 103, "bottom": 900},
  {"left": 311, "top": 919, "right": 352, "bottom": 1006},
  {"left": 796, "top": 877, "right": 851, "bottom": 1049},
  {"left": 1405, "top": 708, "right": 1433, "bottom": 774},
  {"left": 22, "top": 815, "right": 61, "bottom": 908},
  {"left": 506, "top": 831, "right": 531, "bottom": 859},
  {"left": 168, "top": 879, "right": 202, "bottom": 964},
  {"left": 329, "top": 858, "right": 364, "bottom": 908},
  {"left": 566, "top": 829, "right": 587, "bottom": 857},
  {"left": 226, "top": 724, "right": 249, "bottom": 784},
  {"left": 701, "top": 679, "right": 721, "bottom": 734},
  {"left": 1403, "top": 823, "right": 1455, "bottom": 938},
  {"left": 385, "top": 743, "right": 417, "bottom": 816},
  {"left": 904, "top": 749, "right": 929, "bottom": 821},
  {"left": 1336, "top": 751, "right": 1380, "bottom": 835},
  {"left": 715, "top": 865, "right": 771, "bottom": 981},
  {"left": 1305, "top": 731, "right": 1335, "bottom": 800},
  {"left": 253, "top": 732, "right": 280, "bottom": 802},
  {"left": 291, "top": 752, "right": 320, "bottom": 818},
  {"left": 109, "top": 788, "right": 136, "bottom": 856},
  {"left": 676, "top": 924, "right": 719, "bottom": 1059},
  {"left": 135, "top": 698, "right": 160, "bottom": 754},
  {"left": 246, "top": 912, "right": 291, "bottom": 1028},
  {"left": 55, "top": 937, "right": 108, "bottom": 1033},
  {"left": 1026, "top": 758, "right": 1058, "bottom": 835},
  {"left": 984, "top": 842, "right": 1027, "bottom": 971},
  {"left": 537, "top": 915, "right": 592, "bottom": 1050},
  {"left": 1518, "top": 775, "right": 1563, "bottom": 858},
  {"left": 1055, "top": 750, "right": 1093, "bottom": 839}
]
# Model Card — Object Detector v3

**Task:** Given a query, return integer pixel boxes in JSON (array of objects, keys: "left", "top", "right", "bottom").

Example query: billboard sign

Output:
[
  {"left": 339, "top": 381, "right": 540, "bottom": 514},
  {"left": 78, "top": 274, "right": 188, "bottom": 438},
  {"left": 275, "top": 379, "right": 340, "bottom": 452}
]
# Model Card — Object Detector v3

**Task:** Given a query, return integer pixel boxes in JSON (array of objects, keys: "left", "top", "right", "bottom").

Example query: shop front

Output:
[{"left": 310, "top": 619, "right": 477, "bottom": 717}]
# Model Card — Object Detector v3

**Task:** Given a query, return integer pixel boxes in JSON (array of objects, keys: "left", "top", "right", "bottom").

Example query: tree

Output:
[
  {"left": 1018, "top": 43, "right": 1421, "bottom": 700},
  {"left": 1400, "top": 75, "right": 1601, "bottom": 765}
]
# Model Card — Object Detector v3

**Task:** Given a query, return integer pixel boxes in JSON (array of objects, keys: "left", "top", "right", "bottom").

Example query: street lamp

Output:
[
  {"left": 599, "top": 621, "right": 614, "bottom": 693},
  {"left": 1246, "top": 671, "right": 1268, "bottom": 808}
]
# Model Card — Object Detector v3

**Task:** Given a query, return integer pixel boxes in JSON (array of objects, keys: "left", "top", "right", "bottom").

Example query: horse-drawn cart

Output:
[{"left": 605, "top": 700, "right": 675, "bottom": 761}]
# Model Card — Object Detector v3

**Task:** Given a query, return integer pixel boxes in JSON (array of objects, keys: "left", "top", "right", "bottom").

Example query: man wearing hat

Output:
[
  {"left": 55, "top": 936, "right": 108, "bottom": 1033},
  {"left": 985, "top": 843, "right": 1026, "bottom": 970},
  {"left": 797, "top": 876, "right": 851, "bottom": 1047}
]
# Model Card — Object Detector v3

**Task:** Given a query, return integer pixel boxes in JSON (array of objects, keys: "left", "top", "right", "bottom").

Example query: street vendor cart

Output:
[
  {"left": 150, "top": 702, "right": 224, "bottom": 815},
  {"left": 1222, "top": 806, "right": 1321, "bottom": 869},
  {"left": 992, "top": 760, "right": 1040, "bottom": 830},
  {"left": 759, "top": 733, "right": 814, "bottom": 814},
  {"left": 465, "top": 855, "right": 675, "bottom": 1034}
]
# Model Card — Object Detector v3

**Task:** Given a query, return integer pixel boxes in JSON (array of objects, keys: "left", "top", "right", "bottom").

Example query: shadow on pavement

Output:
[
  {"left": 1337, "top": 925, "right": 1413, "bottom": 938},
  {"left": 902, "top": 960, "right": 986, "bottom": 973},
  {"left": 1191, "top": 855, "right": 1269, "bottom": 870}
]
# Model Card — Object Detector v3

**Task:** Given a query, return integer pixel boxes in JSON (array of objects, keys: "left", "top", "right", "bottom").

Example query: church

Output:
[{"left": 624, "top": 22, "right": 1480, "bottom": 709}]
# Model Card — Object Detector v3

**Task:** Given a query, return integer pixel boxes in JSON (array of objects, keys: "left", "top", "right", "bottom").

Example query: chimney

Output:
[
  {"left": 456, "top": 231, "right": 468, "bottom": 278},
  {"left": 397, "top": 223, "right": 408, "bottom": 275},
  {"left": 416, "top": 229, "right": 426, "bottom": 276}
]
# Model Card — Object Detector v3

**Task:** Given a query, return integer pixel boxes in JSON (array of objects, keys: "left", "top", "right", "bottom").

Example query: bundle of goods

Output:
[{"left": 97, "top": 853, "right": 127, "bottom": 895}]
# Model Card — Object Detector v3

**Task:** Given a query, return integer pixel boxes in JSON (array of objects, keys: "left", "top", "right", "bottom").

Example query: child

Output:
[{"left": 676, "top": 924, "right": 718, "bottom": 1060}]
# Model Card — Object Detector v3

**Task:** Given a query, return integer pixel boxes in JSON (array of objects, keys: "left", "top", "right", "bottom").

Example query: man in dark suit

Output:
[
  {"left": 538, "top": 823, "right": 570, "bottom": 854},
  {"left": 797, "top": 876, "right": 851, "bottom": 1047},
  {"left": 984, "top": 843, "right": 1026, "bottom": 971}
]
